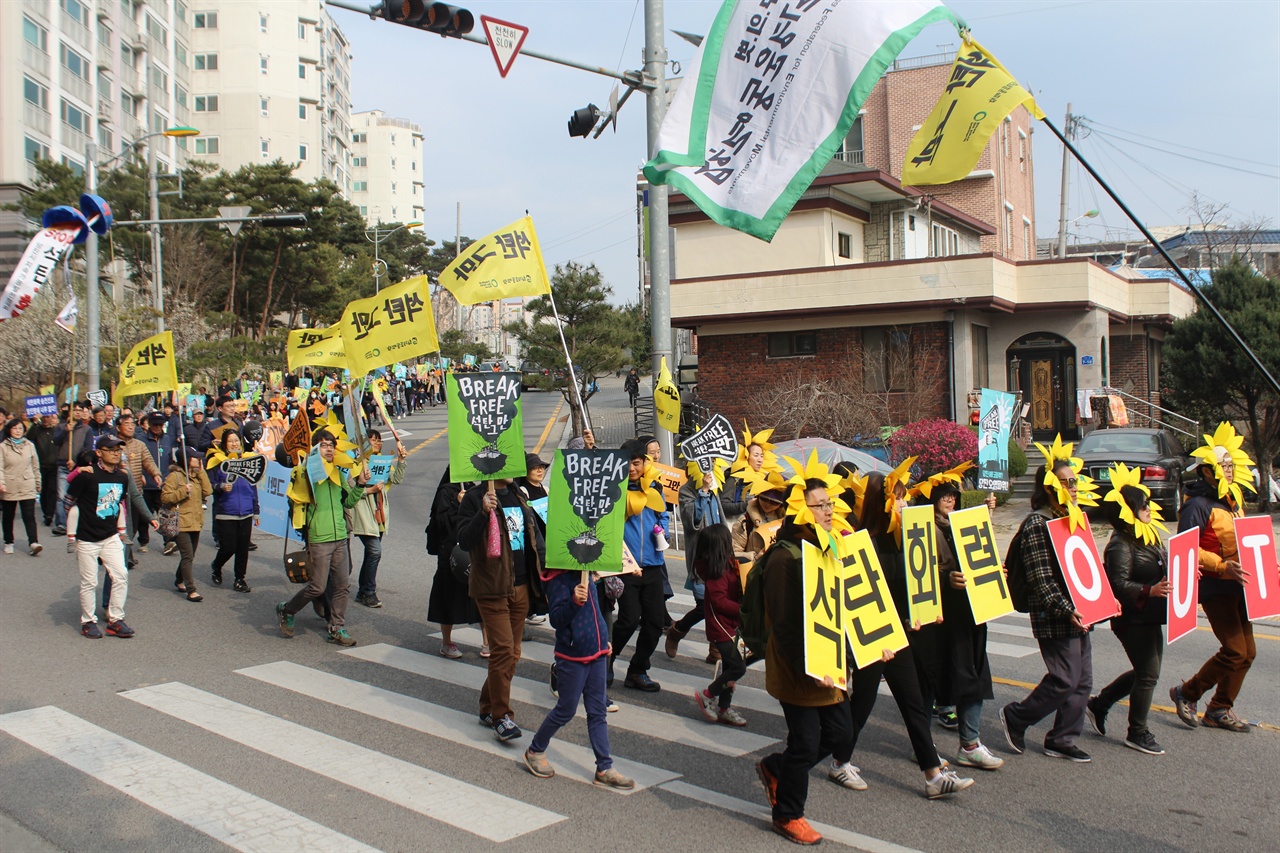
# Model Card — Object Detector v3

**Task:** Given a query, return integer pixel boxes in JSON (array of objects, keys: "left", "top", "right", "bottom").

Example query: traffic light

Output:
[
  {"left": 382, "top": 1, "right": 474, "bottom": 37},
  {"left": 567, "top": 104, "right": 600, "bottom": 138}
]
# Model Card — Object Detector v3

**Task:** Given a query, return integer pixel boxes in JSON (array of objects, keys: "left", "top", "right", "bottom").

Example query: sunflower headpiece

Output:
[
  {"left": 307, "top": 409, "right": 359, "bottom": 486},
  {"left": 1033, "top": 434, "right": 1099, "bottom": 532},
  {"left": 781, "top": 450, "right": 854, "bottom": 548},
  {"left": 841, "top": 470, "right": 869, "bottom": 525},
  {"left": 685, "top": 457, "right": 730, "bottom": 491},
  {"left": 731, "top": 421, "right": 782, "bottom": 477},
  {"left": 911, "top": 460, "right": 975, "bottom": 502},
  {"left": 1190, "top": 422, "right": 1256, "bottom": 510},
  {"left": 881, "top": 456, "right": 918, "bottom": 536},
  {"left": 1102, "top": 462, "right": 1168, "bottom": 545}
]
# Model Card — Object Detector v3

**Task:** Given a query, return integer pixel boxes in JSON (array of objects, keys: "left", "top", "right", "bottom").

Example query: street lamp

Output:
[
  {"left": 364, "top": 221, "right": 422, "bottom": 293},
  {"left": 84, "top": 124, "right": 197, "bottom": 391}
]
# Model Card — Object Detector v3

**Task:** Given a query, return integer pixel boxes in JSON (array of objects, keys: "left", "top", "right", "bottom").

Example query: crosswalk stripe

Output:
[
  {"left": 343, "top": 644, "right": 779, "bottom": 757},
  {"left": 237, "top": 660, "right": 679, "bottom": 794},
  {"left": 120, "top": 682, "right": 564, "bottom": 842},
  {"left": 0, "top": 706, "right": 377, "bottom": 853},
  {"left": 987, "top": 621, "right": 1035, "bottom": 638},
  {"left": 985, "top": 640, "right": 1039, "bottom": 658}
]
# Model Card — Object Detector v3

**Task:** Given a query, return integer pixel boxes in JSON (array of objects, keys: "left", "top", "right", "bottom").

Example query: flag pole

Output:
[
  {"left": 1042, "top": 117, "right": 1280, "bottom": 398},
  {"left": 546, "top": 286, "right": 593, "bottom": 434}
]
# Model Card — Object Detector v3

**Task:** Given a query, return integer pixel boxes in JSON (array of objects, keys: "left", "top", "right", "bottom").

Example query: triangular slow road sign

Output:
[{"left": 480, "top": 16, "right": 529, "bottom": 79}]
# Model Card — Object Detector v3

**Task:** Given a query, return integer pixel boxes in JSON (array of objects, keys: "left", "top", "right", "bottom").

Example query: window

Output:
[
  {"left": 97, "top": 125, "right": 113, "bottom": 151},
  {"left": 1147, "top": 339, "right": 1162, "bottom": 397},
  {"left": 1018, "top": 129, "right": 1028, "bottom": 172},
  {"left": 61, "top": 156, "right": 85, "bottom": 177},
  {"left": 260, "top": 97, "right": 269, "bottom": 116},
  {"left": 411, "top": 160, "right": 416, "bottom": 171},
  {"left": 1003, "top": 204, "right": 1014, "bottom": 254},
  {"left": 261, "top": 139, "right": 269, "bottom": 157},
  {"left": 971, "top": 325, "right": 989, "bottom": 389},
  {"left": 194, "top": 136, "right": 218, "bottom": 154},
  {"left": 352, "top": 132, "right": 366, "bottom": 143},
  {"left": 298, "top": 22, "right": 306, "bottom": 39},
  {"left": 359, "top": 206, "right": 367, "bottom": 216},
  {"left": 836, "top": 114, "right": 863, "bottom": 164},
  {"left": 23, "top": 76, "right": 49, "bottom": 110},
  {"left": 193, "top": 11, "right": 217, "bottom": 28},
  {"left": 837, "top": 231, "right": 852, "bottom": 259},
  {"left": 194, "top": 94, "right": 218, "bottom": 111},
  {"left": 150, "top": 65, "right": 168, "bottom": 91},
  {"left": 298, "top": 103, "right": 307, "bottom": 119},
  {"left": 60, "top": 44, "right": 90, "bottom": 80},
  {"left": 174, "top": 42, "right": 186, "bottom": 66},
  {"left": 61, "top": 99, "right": 88, "bottom": 132},
  {"left": 61, "top": 0, "right": 89, "bottom": 26},
  {"left": 298, "top": 144, "right": 307, "bottom": 160},
  {"left": 260, "top": 56, "right": 268, "bottom": 74},
  {"left": 352, "top": 156, "right": 366, "bottom": 167},
  {"left": 145, "top": 14, "right": 166, "bottom": 46},
  {"left": 1022, "top": 217, "right": 1032, "bottom": 260},
  {"left": 24, "top": 136, "right": 51, "bottom": 163},
  {"left": 120, "top": 89, "right": 132, "bottom": 114},
  {"left": 391, "top": 182, "right": 397, "bottom": 193},
  {"left": 194, "top": 53, "right": 218, "bottom": 70},
  {"left": 767, "top": 332, "right": 817, "bottom": 359},
  {"left": 863, "top": 326, "right": 912, "bottom": 392},
  {"left": 298, "top": 63, "right": 306, "bottom": 79},
  {"left": 352, "top": 181, "right": 367, "bottom": 191},
  {"left": 259, "top": 13, "right": 267, "bottom": 32},
  {"left": 931, "top": 223, "right": 960, "bottom": 257},
  {"left": 174, "top": 85, "right": 187, "bottom": 108},
  {"left": 24, "top": 17, "right": 48, "bottom": 51}
]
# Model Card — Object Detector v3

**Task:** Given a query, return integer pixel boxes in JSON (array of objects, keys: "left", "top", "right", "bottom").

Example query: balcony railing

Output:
[
  {"left": 833, "top": 148, "right": 864, "bottom": 166},
  {"left": 119, "top": 65, "right": 138, "bottom": 92},
  {"left": 61, "top": 13, "right": 93, "bottom": 52},
  {"left": 60, "top": 122, "right": 91, "bottom": 155},
  {"left": 119, "top": 15, "right": 139, "bottom": 46},
  {"left": 98, "top": 96, "right": 115, "bottom": 119},
  {"left": 61, "top": 70, "right": 94, "bottom": 105},
  {"left": 22, "top": 0, "right": 48, "bottom": 20},
  {"left": 24, "top": 102, "right": 52, "bottom": 136},
  {"left": 23, "top": 42, "right": 51, "bottom": 77}
]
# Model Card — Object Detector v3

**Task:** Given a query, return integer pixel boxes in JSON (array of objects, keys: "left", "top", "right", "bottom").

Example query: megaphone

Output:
[{"left": 653, "top": 524, "right": 670, "bottom": 552}]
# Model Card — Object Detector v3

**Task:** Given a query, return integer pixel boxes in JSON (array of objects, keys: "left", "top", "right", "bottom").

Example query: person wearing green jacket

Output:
[
  {"left": 276, "top": 430, "right": 368, "bottom": 646},
  {"left": 351, "top": 429, "right": 407, "bottom": 609}
]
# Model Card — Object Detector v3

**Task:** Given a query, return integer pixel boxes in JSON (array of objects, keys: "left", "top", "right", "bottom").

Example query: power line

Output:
[
  {"left": 540, "top": 208, "right": 635, "bottom": 251},
  {"left": 1089, "top": 129, "right": 1280, "bottom": 179},
  {"left": 1085, "top": 119, "right": 1279, "bottom": 168}
]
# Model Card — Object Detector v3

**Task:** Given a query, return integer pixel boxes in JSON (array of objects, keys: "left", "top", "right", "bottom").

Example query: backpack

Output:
[
  {"left": 1004, "top": 508, "right": 1052, "bottom": 613},
  {"left": 739, "top": 539, "right": 801, "bottom": 658}
]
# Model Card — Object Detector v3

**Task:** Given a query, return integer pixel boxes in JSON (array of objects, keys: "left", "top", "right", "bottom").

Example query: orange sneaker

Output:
[
  {"left": 755, "top": 759, "right": 778, "bottom": 808},
  {"left": 772, "top": 816, "right": 823, "bottom": 845}
]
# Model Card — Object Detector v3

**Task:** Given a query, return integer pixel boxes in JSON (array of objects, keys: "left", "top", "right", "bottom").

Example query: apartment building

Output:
[{"left": 349, "top": 109, "right": 424, "bottom": 226}]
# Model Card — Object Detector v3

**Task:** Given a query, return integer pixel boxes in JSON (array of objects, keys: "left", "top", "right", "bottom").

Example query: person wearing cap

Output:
[
  {"left": 351, "top": 429, "right": 408, "bottom": 609},
  {"left": 518, "top": 452, "right": 551, "bottom": 626},
  {"left": 140, "top": 412, "right": 177, "bottom": 554}
]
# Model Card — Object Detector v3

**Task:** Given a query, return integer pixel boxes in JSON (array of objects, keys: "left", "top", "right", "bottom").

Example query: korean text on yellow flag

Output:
[
  {"left": 436, "top": 215, "right": 551, "bottom": 305},
  {"left": 950, "top": 505, "right": 1015, "bottom": 624},
  {"left": 113, "top": 331, "right": 179, "bottom": 406},
  {"left": 339, "top": 274, "right": 439, "bottom": 377},
  {"left": 902, "top": 505, "right": 943, "bottom": 626},
  {"left": 654, "top": 356, "right": 680, "bottom": 433},
  {"left": 802, "top": 540, "right": 847, "bottom": 690},
  {"left": 901, "top": 38, "right": 1045, "bottom": 187},
  {"left": 287, "top": 325, "right": 348, "bottom": 373},
  {"left": 839, "top": 530, "right": 908, "bottom": 670}
]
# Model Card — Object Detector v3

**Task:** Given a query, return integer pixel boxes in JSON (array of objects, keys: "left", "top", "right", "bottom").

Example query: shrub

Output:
[
  {"left": 888, "top": 418, "right": 978, "bottom": 476},
  {"left": 961, "top": 489, "right": 1012, "bottom": 509},
  {"left": 1009, "top": 438, "right": 1028, "bottom": 479}
]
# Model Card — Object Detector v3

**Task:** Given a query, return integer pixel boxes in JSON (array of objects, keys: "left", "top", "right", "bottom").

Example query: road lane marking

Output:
[
  {"left": 406, "top": 426, "right": 448, "bottom": 458},
  {"left": 533, "top": 397, "right": 564, "bottom": 455},
  {"left": 120, "top": 682, "right": 564, "bottom": 842},
  {"left": 0, "top": 706, "right": 376, "bottom": 853},
  {"left": 344, "top": 643, "right": 779, "bottom": 757},
  {"left": 237, "top": 660, "right": 677, "bottom": 794}
]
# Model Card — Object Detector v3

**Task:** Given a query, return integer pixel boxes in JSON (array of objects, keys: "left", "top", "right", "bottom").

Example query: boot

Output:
[
  {"left": 665, "top": 625, "right": 688, "bottom": 659},
  {"left": 706, "top": 643, "right": 721, "bottom": 664}
]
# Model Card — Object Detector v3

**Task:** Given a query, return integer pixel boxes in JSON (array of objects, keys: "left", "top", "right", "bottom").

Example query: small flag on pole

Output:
[{"left": 437, "top": 215, "right": 552, "bottom": 305}]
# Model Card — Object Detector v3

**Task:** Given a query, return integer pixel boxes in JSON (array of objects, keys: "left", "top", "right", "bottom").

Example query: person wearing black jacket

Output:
[
  {"left": 27, "top": 414, "right": 59, "bottom": 526},
  {"left": 426, "top": 467, "right": 480, "bottom": 659},
  {"left": 1087, "top": 483, "right": 1169, "bottom": 755}
]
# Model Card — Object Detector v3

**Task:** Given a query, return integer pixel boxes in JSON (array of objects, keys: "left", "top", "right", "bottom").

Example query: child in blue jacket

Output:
[{"left": 523, "top": 569, "right": 635, "bottom": 790}]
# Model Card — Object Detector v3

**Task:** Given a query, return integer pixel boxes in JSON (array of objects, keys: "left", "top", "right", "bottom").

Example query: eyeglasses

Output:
[
  {"left": 1057, "top": 477, "right": 1078, "bottom": 488},
  {"left": 806, "top": 501, "right": 834, "bottom": 512}
]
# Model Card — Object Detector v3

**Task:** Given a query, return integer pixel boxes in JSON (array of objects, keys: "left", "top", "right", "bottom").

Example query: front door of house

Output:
[{"left": 1008, "top": 333, "right": 1077, "bottom": 442}]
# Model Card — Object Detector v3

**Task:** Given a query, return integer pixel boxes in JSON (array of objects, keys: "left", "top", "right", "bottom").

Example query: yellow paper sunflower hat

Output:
[
  {"left": 840, "top": 470, "right": 869, "bottom": 525},
  {"left": 881, "top": 456, "right": 918, "bottom": 536},
  {"left": 1102, "top": 461, "right": 1168, "bottom": 545},
  {"left": 1032, "top": 434, "right": 1098, "bottom": 532},
  {"left": 308, "top": 409, "right": 359, "bottom": 486},
  {"left": 685, "top": 457, "right": 730, "bottom": 491},
  {"left": 911, "top": 460, "right": 975, "bottom": 501},
  {"left": 731, "top": 421, "right": 782, "bottom": 476},
  {"left": 745, "top": 468, "right": 790, "bottom": 500},
  {"left": 781, "top": 450, "right": 852, "bottom": 547},
  {"left": 1190, "top": 421, "right": 1256, "bottom": 509}
]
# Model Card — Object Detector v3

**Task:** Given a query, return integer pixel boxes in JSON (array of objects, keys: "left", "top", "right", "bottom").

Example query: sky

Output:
[{"left": 334, "top": 0, "right": 1280, "bottom": 302}]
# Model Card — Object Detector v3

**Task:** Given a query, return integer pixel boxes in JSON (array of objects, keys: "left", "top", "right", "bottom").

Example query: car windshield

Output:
[{"left": 1078, "top": 432, "right": 1160, "bottom": 455}]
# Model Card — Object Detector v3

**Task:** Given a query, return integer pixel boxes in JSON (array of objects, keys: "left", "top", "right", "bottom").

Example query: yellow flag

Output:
[
  {"left": 339, "top": 274, "right": 439, "bottom": 377},
  {"left": 839, "top": 530, "right": 909, "bottom": 669},
  {"left": 39, "top": 384, "right": 55, "bottom": 396},
  {"left": 654, "top": 356, "right": 680, "bottom": 432},
  {"left": 802, "top": 540, "right": 849, "bottom": 690},
  {"left": 436, "top": 215, "right": 551, "bottom": 305},
  {"left": 901, "top": 37, "right": 1045, "bottom": 187},
  {"left": 950, "top": 505, "right": 1016, "bottom": 624},
  {"left": 269, "top": 370, "right": 282, "bottom": 388},
  {"left": 287, "top": 325, "right": 348, "bottom": 373},
  {"left": 901, "top": 505, "right": 944, "bottom": 626},
  {"left": 113, "top": 331, "right": 179, "bottom": 406}
]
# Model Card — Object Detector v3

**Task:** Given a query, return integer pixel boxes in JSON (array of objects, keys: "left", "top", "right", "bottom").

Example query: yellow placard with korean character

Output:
[
  {"left": 950, "top": 505, "right": 1015, "bottom": 624},
  {"left": 838, "top": 529, "right": 908, "bottom": 670},
  {"left": 287, "top": 325, "right": 348, "bottom": 373},
  {"left": 801, "top": 540, "right": 847, "bottom": 690},
  {"left": 436, "top": 216, "right": 552, "bottom": 305},
  {"left": 901, "top": 504, "right": 943, "bottom": 627},
  {"left": 339, "top": 275, "right": 439, "bottom": 377},
  {"left": 113, "top": 331, "right": 179, "bottom": 406}
]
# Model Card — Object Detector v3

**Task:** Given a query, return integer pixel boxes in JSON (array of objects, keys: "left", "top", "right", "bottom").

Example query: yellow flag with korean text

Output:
[
  {"left": 287, "top": 325, "right": 348, "bottom": 373},
  {"left": 339, "top": 275, "right": 439, "bottom": 377},
  {"left": 436, "top": 215, "right": 552, "bottom": 305},
  {"left": 901, "top": 37, "right": 1045, "bottom": 187},
  {"left": 654, "top": 356, "right": 681, "bottom": 432},
  {"left": 950, "top": 505, "right": 1016, "bottom": 624},
  {"left": 113, "top": 331, "right": 179, "bottom": 406}
]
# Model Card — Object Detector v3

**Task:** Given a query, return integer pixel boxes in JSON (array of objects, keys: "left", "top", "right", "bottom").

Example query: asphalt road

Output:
[{"left": 2, "top": 377, "right": 1277, "bottom": 852}]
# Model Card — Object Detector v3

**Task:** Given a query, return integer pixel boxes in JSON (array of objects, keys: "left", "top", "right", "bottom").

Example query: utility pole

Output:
[
  {"left": 84, "top": 142, "right": 100, "bottom": 393},
  {"left": 644, "top": 0, "right": 674, "bottom": 464},
  {"left": 148, "top": 138, "right": 165, "bottom": 332},
  {"left": 1055, "top": 103, "right": 1074, "bottom": 259}
]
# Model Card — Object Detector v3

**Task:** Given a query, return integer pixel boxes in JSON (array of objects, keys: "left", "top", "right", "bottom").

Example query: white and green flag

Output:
[{"left": 643, "top": 0, "right": 960, "bottom": 242}]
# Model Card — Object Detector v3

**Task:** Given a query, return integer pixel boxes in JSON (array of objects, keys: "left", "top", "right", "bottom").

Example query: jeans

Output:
[
  {"left": 612, "top": 565, "right": 665, "bottom": 676},
  {"left": 475, "top": 585, "right": 530, "bottom": 721},
  {"left": 174, "top": 531, "right": 201, "bottom": 592},
  {"left": 762, "top": 701, "right": 853, "bottom": 821},
  {"left": 39, "top": 467, "right": 58, "bottom": 523},
  {"left": 53, "top": 468, "right": 69, "bottom": 529},
  {"left": 841, "top": 647, "right": 939, "bottom": 770},
  {"left": 212, "top": 517, "right": 253, "bottom": 581},
  {"left": 530, "top": 655, "right": 612, "bottom": 772},
  {"left": 1095, "top": 622, "right": 1164, "bottom": 734},
  {"left": 78, "top": 537, "right": 127, "bottom": 624},
  {"left": 709, "top": 640, "right": 746, "bottom": 709},
  {"left": 1183, "top": 593, "right": 1255, "bottom": 711},
  {"left": 2, "top": 499, "right": 39, "bottom": 546},
  {"left": 284, "top": 539, "right": 351, "bottom": 630},
  {"left": 1005, "top": 634, "right": 1093, "bottom": 748},
  {"left": 957, "top": 700, "right": 984, "bottom": 746},
  {"left": 356, "top": 533, "right": 383, "bottom": 598}
]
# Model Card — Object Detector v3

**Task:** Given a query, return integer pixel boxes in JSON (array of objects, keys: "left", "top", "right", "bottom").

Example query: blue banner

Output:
[
  {"left": 25, "top": 395, "right": 59, "bottom": 417},
  {"left": 64, "top": 384, "right": 80, "bottom": 404},
  {"left": 256, "top": 460, "right": 298, "bottom": 540},
  {"left": 365, "top": 454, "right": 395, "bottom": 486},
  {"left": 977, "top": 388, "right": 1016, "bottom": 492}
]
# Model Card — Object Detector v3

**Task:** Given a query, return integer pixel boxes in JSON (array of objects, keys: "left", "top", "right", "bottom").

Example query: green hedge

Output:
[
  {"left": 1009, "top": 438, "right": 1028, "bottom": 479},
  {"left": 961, "top": 489, "right": 1013, "bottom": 509}
]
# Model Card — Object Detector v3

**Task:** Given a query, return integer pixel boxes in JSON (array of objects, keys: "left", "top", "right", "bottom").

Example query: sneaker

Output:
[
  {"left": 493, "top": 715, "right": 522, "bottom": 742},
  {"left": 211, "top": 567, "right": 223, "bottom": 585},
  {"left": 479, "top": 644, "right": 491, "bottom": 659},
  {"left": 926, "top": 768, "right": 975, "bottom": 800},
  {"left": 1202, "top": 708, "right": 1251, "bottom": 733},
  {"left": 523, "top": 748, "right": 554, "bottom": 778},
  {"left": 1044, "top": 743, "right": 1092, "bottom": 762},
  {"left": 828, "top": 760, "right": 869, "bottom": 791},
  {"left": 276, "top": 603, "right": 295, "bottom": 638},
  {"left": 605, "top": 696, "right": 619, "bottom": 713},
  {"left": 80, "top": 622, "right": 103, "bottom": 639},
  {"left": 51, "top": 526, "right": 66, "bottom": 536},
  {"left": 326, "top": 628, "right": 356, "bottom": 647},
  {"left": 694, "top": 689, "right": 719, "bottom": 722},
  {"left": 624, "top": 672, "right": 660, "bottom": 692},
  {"left": 67, "top": 539, "right": 76, "bottom": 553},
  {"left": 163, "top": 541, "right": 177, "bottom": 556},
  {"left": 593, "top": 768, "right": 635, "bottom": 790},
  {"left": 772, "top": 817, "right": 822, "bottom": 846},
  {"left": 3, "top": 544, "right": 12, "bottom": 554},
  {"left": 233, "top": 578, "right": 251, "bottom": 593},
  {"left": 1085, "top": 697, "right": 1107, "bottom": 737},
  {"left": 525, "top": 613, "right": 547, "bottom": 625},
  {"left": 755, "top": 760, "right": 779, "bottom": 808},
  {"left": 1124, "top": 730, "right": 1167, "bottom": 755},
  {"left": 358, "top": 593, "right": 383, "bottom": 608},
  {"left": 549, "top": 661, "right": 559, "bottom": 697},
  {"left": 956, "top": 743, "right": 1004, "bottom": 770},
  {"left": 1169, "top": 684, "right": 1198, "bottom": 729},
  {"left": 998, "top": 704, "right": 1025, "bottom": 754},
  {"left": 105, "top": 620, "right": 135, "bottom": 638},
  {"left": 936, "top": 708, "right": 959, "bottom": 730},
  {"left": 478, "top": 713, "right": 494, "bottom": 728},
  {"left": 29, "top": 543, "right": 43, "bottom": 556},
  {"left": 439, "top": 643, "right": 462, "bottom": 659},
  {"left": 718, "top": 707, "right": 748, "bottom": 727},
  {"left": 138, "top": 545, "right": 148, "bottom": 553}
]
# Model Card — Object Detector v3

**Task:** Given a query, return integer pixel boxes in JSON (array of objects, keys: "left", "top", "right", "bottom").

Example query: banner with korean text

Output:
[
  {"left": 339, "top": 275, "right": 439, "bottom": 377},
  {"left": 977, "top": 388, "right": 1015, "bottom": 492},
  {"left": 287, "top": 325, "right": 348, "bottom": 373},
  {"left": 446, "top": 372, "right": 525, "bottom": 482},
  {"left": 901, "top": 505, "right": 943, "bottom": 626},
  {"left": 1046, "top": 516, "right": 1121, "bottom": 627},
  {"left": 1166, "top": 527, "right": 1200, "bottom": 644},
  {"left": 113, "top": 331, "right": 179, "bottom": 406},
  {"left": 950, "top": 505, "right": 1015, "bottom": 624},
  {"left": 0, "top": 225, "right": 79, "bottom": 321}
]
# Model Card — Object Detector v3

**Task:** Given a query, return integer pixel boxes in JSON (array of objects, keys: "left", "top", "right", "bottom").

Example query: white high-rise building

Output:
[{"left": 349, "top": 109, "right": 424, "bottom": 226}]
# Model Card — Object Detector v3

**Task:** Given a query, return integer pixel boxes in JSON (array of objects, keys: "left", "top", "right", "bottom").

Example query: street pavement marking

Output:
[
  {"left": 532, "top": 397, "right": 564, "bottom": 455},
  {"left": 120, "top": 682, "right": 564, "bottom": 842},
  {"left": 344, "top": 644, "right": 779, "bottom": 757},
  {"left": 406, "top": 426, "right": 448, "bottom": 458},
  {"left": 237, "top": 660, "right": 678, "bottom": 794},
  {"left": 0, "top": 706, "right": 377, "bottom": 853},
  {"left": 658, "top": 780, "right": 924, "bottom": 853},
  {"left": 987, "top": 621, "right": 1035, "bottom": 638},
  {"left": 984, "top": 640, "right": 1039, "bottom": 658}
]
